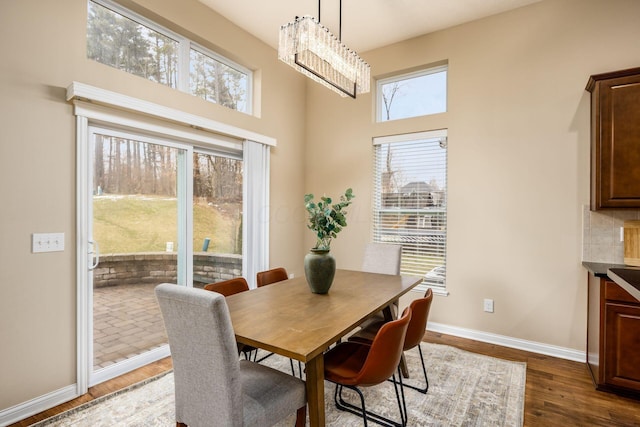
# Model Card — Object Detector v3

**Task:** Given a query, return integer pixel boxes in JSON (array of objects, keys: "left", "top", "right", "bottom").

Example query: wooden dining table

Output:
[{"left": 225, "top": 269, "right": 423, "bottom": 427}]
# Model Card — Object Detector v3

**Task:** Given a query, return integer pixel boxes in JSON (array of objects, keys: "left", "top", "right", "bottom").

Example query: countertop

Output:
[
  {"left": 607, "top": 268, "right": 640, "bottom": 301},
  {"left": 582, "top": 261, "right": 640, "bottom": 301},
  {"left": 582, "top": 261, "right": 626, "bottom": 277}
]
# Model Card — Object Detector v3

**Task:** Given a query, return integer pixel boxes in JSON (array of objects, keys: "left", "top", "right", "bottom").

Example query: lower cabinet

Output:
[{"left": 587, "top": 273, "right": 640, "bottom": 398}]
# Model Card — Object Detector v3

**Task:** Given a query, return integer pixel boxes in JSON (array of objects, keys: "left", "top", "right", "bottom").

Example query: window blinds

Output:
[{"left": 372, "top": 130, "right": 448, "bottom": 292}]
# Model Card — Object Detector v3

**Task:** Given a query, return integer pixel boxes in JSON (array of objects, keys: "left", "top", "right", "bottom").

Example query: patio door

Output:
[{"left": 87, "top": 125, "right": 192, "bottom": 386}]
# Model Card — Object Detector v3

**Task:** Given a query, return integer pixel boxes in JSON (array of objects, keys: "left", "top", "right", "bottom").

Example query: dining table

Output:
[{"left": 225, "top": 268, "right": 423, "bottom": 427}]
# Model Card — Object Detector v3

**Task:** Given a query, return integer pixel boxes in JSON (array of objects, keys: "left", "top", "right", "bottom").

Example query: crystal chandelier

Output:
[{"left": 278, "top": 1, "right": 370, "bottom": 98}]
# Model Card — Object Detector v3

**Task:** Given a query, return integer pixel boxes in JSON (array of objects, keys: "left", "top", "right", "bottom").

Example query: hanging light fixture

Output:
[{"left": 278, "top": 0, "right": 370, "bottom": 98}]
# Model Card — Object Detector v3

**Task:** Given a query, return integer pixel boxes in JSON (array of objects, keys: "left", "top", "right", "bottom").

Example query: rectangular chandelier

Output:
[{"left": 278, "top": 15, "right": 370, "bottom": 98}]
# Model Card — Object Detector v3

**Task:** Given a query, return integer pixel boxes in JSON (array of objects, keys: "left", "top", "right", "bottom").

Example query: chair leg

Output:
[
  {"left": 394, "top": 368, "right": 408, "bottom": 426},
  {"left": 405, "top": 345, "right": 429, "bottom": 393},
  {"left": 256, "top": 351, "right": 275, "bottom": 363},
  {"left": 295, "top": 405, "right": 306, "bottom": 427},
  {"left": 334, "top": 384, "right": 368, "bottom": 427},
  {"left": 177, "top": 423, "right": 187, "bottom": 427},
  {"left": 389, "top": 346, "right": 429, "bottom": 394},
  {"left": 332, "top": 382, "right": 404, "bottom": 427}
]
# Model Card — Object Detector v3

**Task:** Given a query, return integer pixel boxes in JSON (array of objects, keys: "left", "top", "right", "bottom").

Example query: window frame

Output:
[
  {"left": 189, "top": 42, "right": 253, "bottom": 114},
  {"left": 88, "top": 0, "right": 253, "bottom": 114},
  {"left": 376, "top": 65, "right": 448, "bottom": 123},
  {"left": 372, "top": 129, "right": 449, "bottom": 295}
]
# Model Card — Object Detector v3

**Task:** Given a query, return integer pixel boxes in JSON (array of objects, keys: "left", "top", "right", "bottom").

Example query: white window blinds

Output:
[{"left": 372, "top": 130, "right": 448, "bottom": 292}]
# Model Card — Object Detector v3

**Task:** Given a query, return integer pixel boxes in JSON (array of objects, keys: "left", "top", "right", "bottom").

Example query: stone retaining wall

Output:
[{"left": 93, "top": 252, "right": 242, "bottom": 288}]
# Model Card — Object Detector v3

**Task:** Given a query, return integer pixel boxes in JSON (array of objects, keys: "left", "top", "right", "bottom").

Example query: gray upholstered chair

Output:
[
  {"left": 361, "top": 243, "right": 402, "bottom": 276},
  {"left": 360, "top": 243, "right": 403, "bottom": 325},
  {"left": 155, "top": 283, "right": 307, "bottom": 427}
]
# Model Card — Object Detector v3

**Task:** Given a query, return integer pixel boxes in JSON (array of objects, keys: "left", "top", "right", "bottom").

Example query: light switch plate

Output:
[{"left": 32, "top": 233, "right": 65, "bottom": 253}]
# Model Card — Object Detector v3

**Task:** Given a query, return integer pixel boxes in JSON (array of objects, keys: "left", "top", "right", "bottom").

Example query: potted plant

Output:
[{"left": 303, "top": 188, "right": 355, "bottom": 293}]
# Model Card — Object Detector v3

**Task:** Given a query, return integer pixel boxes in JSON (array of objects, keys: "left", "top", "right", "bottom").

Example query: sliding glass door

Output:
[{"left": 87, "top": 125, "right": 190, "bottom": 386}]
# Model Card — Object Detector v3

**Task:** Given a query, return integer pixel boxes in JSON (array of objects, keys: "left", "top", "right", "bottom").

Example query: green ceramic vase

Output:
[{"left": 304, "top": 248, "right": 336, "bottom": 294}]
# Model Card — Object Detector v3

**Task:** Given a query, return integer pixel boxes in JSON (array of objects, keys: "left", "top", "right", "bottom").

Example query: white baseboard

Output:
[
  {"left": 427, "top": 322, "right": 586, "bottom": 363},
  {"left": 0, "top": 346, "right": 170, "bottom": 427},
  {"left": 0, "top": 384, "right": 78, "bottom": 427}
]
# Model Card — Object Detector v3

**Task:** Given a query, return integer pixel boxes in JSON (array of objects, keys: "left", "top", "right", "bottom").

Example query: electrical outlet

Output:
[
  {"left": 483, "top": 298, "right": 494, "bottom": 313},
  {"left": 32, "top": 233, "right": 65, "bottom": 253}
]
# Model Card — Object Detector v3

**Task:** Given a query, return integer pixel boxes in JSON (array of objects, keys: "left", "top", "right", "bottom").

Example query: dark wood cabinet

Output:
[
  {"left": 586, "top": 67, "right": 640, "bottom": 210},
  {"left": 587, "top": 273, "right": 640, "bottom": 398}
]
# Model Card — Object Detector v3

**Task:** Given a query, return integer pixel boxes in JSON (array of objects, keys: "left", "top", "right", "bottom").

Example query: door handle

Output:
[{"left": 88, "top": 240, "right": 100, "bottom": 270}]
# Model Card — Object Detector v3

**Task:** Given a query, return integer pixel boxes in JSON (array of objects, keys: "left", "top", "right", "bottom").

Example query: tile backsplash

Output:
[{"left": 583, "top": 205, "right": 640, "bottom": 264}]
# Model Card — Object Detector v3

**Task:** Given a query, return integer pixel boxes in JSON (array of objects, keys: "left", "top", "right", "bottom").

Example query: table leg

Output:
[
  {"left": 399, "top": 353, "right": 409, "bottom": 378},
  {"left": 305, "top": 354, "right": 325, "bottom": 427}
]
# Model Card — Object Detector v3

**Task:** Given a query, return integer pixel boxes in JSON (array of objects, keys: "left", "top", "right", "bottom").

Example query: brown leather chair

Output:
[
  {"left": 256, "top": 267, "right": 288, "bottom": 287},
  {"left": 350, "top": 288, "right": 433, "bottom": 394},
  {"left": 324, "top": 307, "right": 412, "bottom": 427},
  {"left": 204, "top": 277, "right": 256, "bottom": 361},
  {"left": 204, "top": 277, "right": 249, "bottom": 295}
]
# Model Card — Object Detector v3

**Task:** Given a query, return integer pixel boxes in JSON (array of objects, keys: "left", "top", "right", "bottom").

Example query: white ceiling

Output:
[{"left": 197, "top": 0, "right": 542, "bottom": 52}]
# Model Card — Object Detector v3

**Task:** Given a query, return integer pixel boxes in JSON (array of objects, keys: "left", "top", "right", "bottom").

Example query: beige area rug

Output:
[{"left": 33, "top": 343, "right": 525, "bottom": 426}]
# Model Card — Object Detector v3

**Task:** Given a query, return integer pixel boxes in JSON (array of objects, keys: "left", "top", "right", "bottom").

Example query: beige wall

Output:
[
  {"left": 305, "top": 0, "right": 640, "bottom": 351},
  {"left": 0, "top": 0, "right": 307, "bottom": 411},
  {"left": 2, "top": 0, "right": 640, "bottom": 416}
]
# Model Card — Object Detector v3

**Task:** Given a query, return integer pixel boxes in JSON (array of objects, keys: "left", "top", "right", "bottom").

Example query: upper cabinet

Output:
[{"left": 587, "top": 67, "right": 640, "bottom": 210}]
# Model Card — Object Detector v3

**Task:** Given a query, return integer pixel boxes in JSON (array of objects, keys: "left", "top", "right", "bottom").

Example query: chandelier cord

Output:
[{"left": 318, "top": 0, "right": 343, "bottom": 41}]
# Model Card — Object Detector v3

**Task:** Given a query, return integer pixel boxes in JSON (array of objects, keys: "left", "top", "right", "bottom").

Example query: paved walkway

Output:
[{"left": 93, "top": 283, "right": 168, "bottom": 368}]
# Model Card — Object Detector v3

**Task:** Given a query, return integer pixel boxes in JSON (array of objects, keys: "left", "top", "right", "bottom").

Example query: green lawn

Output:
[{"left": 93, "top": 195, "right": 240, "bottom": 254}]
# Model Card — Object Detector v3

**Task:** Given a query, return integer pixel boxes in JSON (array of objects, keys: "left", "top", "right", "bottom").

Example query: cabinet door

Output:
[
  {"left": 591, "top": 73, "right": 640, "bottom": 209},
  {"left": 604, "top": 302, "right": 640, "bottom": 391}
]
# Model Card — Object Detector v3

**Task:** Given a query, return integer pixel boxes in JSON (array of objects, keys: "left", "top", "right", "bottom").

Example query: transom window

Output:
[
  {"left": 87, "top": 0, "right": 252, "bottom": 114},
  {"left": 376, "top": 65, "right": 447, "bottom": 122},
  {"left": 372, "top": 130, "right": 448, "bottom": 293}
]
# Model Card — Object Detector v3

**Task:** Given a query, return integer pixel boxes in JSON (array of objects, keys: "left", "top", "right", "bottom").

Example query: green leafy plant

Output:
[{"left": 304, "top": 188, "right": 355, "bottom": 251}]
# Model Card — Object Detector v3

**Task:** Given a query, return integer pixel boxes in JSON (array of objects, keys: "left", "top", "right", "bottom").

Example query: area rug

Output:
[{"left": 33, "top": 343, "right": 525, "bottom": 426}]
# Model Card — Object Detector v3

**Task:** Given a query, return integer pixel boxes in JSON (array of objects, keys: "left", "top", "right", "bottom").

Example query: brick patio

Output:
[
  {"left": 93, "top": 283, "right": 168, "bottom": 368},
  {"left": 92, "top": 253, "right": 242, "bottom": 369}
]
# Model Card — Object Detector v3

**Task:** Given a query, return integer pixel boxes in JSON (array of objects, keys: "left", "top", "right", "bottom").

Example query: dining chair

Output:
[
  {"left": 204, "top": 277, "right": 249, "bottom": 295},
  {"left": 204, "top": 277, "right": 257, "bottom": 361},
  {"left": 360, "top": 243, "right": 403, "bottom": 325},
  {"left": 361, "top": 243, "right": 402, "bottom": 276},
  {"left": 349, "top": 288, "right": 433, "bottom": 394},
  {"left": 255, "top": 267, "right": 302, "bottom": 378},
  {"left": 323, "top": 307, "right": 412, "bottom": 427},
  {"left": 256, "top": 267, "right": 288, "bottom": 287},
  {"left": 155, "top": 283, "right": 307, "bottom": 427}
]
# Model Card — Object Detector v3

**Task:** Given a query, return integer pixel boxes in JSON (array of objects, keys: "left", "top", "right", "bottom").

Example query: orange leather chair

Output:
[
  {"left": 204, "top": 277, "right": 256, "bottom": 361},
  {"left": 324, "top": 307, "right": 412, "bottom": 427},
  {"left": 256, "top": 267, "right": 288, "bottom": 287},
  {"left": 204, "top": 277, "right": 249, "bottom": 295},
  {"left": 350, "top": 288, "right": 433, "bottom": 394}
]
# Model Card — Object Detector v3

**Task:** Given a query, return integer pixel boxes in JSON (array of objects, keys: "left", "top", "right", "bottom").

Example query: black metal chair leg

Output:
[
  {"left": 389, "top": 345, "right": 429, "bottom": 394},
  {"left": 256, "top": 350, "right": 275, "bottom": 363},
  {"left": 332, "top": 382, "right": 404, "bottom": 427},
  {"left": 395, "top": 368, "right": 408, "bottom": 426}
]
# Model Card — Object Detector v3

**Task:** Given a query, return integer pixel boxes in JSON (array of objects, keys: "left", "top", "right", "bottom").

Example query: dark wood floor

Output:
[{"left": 11, "top": 332, "right": 640, "bottom": 426}]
